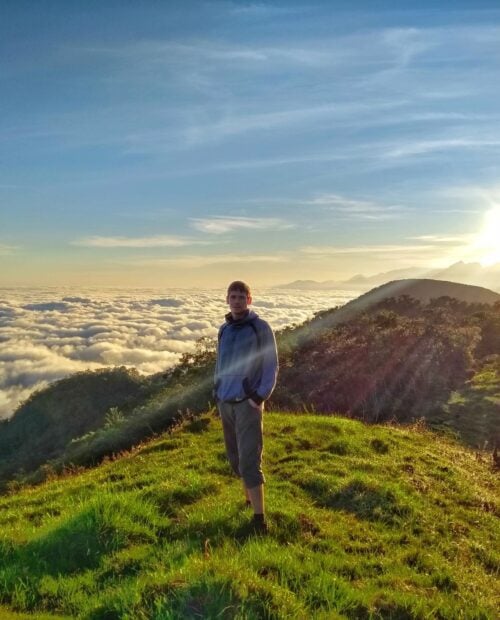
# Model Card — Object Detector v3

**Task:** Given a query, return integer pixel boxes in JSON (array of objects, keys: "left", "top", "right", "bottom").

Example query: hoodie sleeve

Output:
[
  {"left": 252, "top": 320, "right": 278, "bottom": 404},
  {"left": 213, "top": 324, "right": 224, "bottom": 396}
]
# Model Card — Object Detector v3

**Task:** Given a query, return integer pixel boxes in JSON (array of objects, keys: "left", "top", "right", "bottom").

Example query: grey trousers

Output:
[{"left": 218, "top": 399, "right": 265, "bottom": 488}]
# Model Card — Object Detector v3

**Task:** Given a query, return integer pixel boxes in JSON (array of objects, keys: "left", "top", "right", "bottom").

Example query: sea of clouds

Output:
[{"left": 0, "top": 287, "right": 356, "bottom": 419}]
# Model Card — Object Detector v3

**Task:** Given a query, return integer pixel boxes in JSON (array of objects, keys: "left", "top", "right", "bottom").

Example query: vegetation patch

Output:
[
  {"left": 370, "top": 438, "right": 390, "bottom": 454},
  {"left": 272, "top": 296, "right": 500, "bottom": 451}
]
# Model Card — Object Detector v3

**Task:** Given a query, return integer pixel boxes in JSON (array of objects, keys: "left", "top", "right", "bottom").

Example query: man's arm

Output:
[
  {"left": 249, "top": 321, "right": 278, "bottom": 405},
  {"left": 213, "top": 325, "right": 224, "bottom": 400}
]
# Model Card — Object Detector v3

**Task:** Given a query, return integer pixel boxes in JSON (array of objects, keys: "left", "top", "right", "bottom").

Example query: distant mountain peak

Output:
[{"left": 275, "top": 261, "right": 500, "bottom": 292}]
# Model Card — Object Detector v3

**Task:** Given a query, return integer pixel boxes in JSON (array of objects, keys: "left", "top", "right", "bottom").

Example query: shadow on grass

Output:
[
  {"left": 144, "top": 481, "right": 218, "bottom": 518},
  {"left": 139, "top": 576, "right": 289, "bottom": 620},
  {"left": 300, "top": 478, "right": 412, "bottom": 525},
  {"left": 19, "top": 506, "right": 125, "bottom": 576},
  {"left": 138, "top": 438, "right": 182, "bottom": 455},
  {"left": 431, "top": 360, "right": 500, "bottom": 449},
  {"left": 184, "top": 417, "right": 211, "bottom": 433},
  {"left": 169, "top": 513, "right": 269, "bottom": 545},
  {"left": 164, "top": 507, "right": 322, "bottom": 549},
  {"left": 1, "top": 496, "right": 162, "bottom": 586},
  {"left": 0, "top": 508, "right": 125, "bottom": 612},
  {"left": 442, "top": 388, "right": 500, "bottom": 449}
]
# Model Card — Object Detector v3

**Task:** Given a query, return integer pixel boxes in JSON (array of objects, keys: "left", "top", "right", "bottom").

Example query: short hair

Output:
[{"left": 227, "top": 280, "right": 251, "bottom": 296}]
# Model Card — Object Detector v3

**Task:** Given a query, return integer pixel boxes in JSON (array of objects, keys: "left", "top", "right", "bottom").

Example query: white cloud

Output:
[
  {"left": 151, "top": 298, "right": 184, "bottom": 307},
  {"left": 190, "top": 216, "right": 293, "bottom": 234},
  {"left": 72, "top": 235, "right": 201, "bottom": 248}
]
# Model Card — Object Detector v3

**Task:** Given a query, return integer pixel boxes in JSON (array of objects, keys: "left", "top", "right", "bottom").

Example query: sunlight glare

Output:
[{"left": 476, "top": 205, "right": 500, "bottom": 266}]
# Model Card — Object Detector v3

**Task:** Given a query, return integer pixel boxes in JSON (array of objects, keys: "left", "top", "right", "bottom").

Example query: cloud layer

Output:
[{"left": 0, "top": 287, "right": 354, "bottom": 419}]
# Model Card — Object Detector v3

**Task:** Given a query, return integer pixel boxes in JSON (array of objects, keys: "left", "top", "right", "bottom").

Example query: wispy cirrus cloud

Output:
[
  {"left": 79, "top": 39, "right": 336, "bottom": 71},
  {"left": 79, "top": 24, "right": 500, "bottom": 68},
  {"left": 182, "top": 100, "right": 407, "bottom": 147},
  {"left": 190, "top": 216, "right": 293, "bottom": 234},
  {"left": 299, "top": 232, "right": 477, "bottom": 266},
  {"left": 14, "top": 25, "right": 499, "bottom": 163},
  {"left": 439, "top": 183, "right": 500, "bottom": 205},
  {"left": 121, "top": 107, "right": 484, "bottom": 157},
  {"left": 408, "top": 234, "right": 474, "bottom": 244},
  {"left": 305, "top": 194, "right": 407, "bottom": 220},
  {"left": 384, "top": 137, "right": 500, "bottom": 159},
  {"left": 229, "top": 3, "right": 309, "bottom": 18},
  {"left": 118, "top": 253, "right": 290, "bottom": 268},
  {"left": 431, "top": 209, "right": 481, "bottom": 214},
  {"left": 194, "top": 152, "right": 352, "bottom": 173},
  {"left": 0, "top": 243, "right": 17, "bottom": 255},
  {"left": 380, "top": 27, "right": 439, "bottom": 68},
  {"left": 300, "top": 244, "right": 437, "bottom": 256},
  {"left": 72, "top": 235, "right": 205, "bottom": 248}
]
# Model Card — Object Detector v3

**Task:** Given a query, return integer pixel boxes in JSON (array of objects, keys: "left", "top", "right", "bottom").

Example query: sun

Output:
[{"left": 474, "top": 206, "right": 500, "bottom": 266}]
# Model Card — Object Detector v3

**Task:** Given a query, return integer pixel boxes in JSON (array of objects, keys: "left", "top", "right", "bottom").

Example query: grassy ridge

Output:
[{"left": 0, "top": 412, "right": 498, "bottom": 619}]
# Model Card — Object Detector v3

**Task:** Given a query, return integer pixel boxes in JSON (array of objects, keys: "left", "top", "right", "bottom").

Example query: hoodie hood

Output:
[{"left": 224, "top": 309, "right": 259, "bottom": 325}]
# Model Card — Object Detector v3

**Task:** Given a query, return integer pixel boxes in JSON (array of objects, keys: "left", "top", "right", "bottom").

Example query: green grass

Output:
[{"left": 0, "top": 412, "right": 498, "bottom": 619}]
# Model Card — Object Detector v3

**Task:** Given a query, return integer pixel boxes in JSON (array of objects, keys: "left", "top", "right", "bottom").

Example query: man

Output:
[{"left": 215, "top": 280, "right": 278, "bottom": 533}]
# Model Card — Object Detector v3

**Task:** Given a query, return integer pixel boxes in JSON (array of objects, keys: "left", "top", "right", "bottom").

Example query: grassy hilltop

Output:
[{"left": 0, "top": 412, "right": 499, "bottom": 619}]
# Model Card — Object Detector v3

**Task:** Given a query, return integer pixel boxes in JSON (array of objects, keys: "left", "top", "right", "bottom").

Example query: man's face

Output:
[{"left": 226, "top": 289, "right": 252, "bottom": 319}]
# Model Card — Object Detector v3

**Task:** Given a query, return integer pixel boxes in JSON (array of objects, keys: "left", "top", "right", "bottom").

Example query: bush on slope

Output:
[{"left": 272, "top": 296, "right": 500, "bottom": 448}]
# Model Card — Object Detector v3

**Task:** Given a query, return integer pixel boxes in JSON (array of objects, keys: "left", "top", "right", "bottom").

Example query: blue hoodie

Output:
[{"left": 215, "top": 310, "right": 278, "bottom": 404}]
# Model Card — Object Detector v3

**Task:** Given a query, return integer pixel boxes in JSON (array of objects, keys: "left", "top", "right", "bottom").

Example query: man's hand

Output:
[{"left": 249, "top": 398, "right": 263, "bottom": 411}]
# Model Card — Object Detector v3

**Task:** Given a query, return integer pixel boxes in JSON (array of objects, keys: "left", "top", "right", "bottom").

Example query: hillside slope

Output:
[
  {"left": 280, "top": 279, "right": 500, "bottom": 359},
  {"left": 0, "top": 412, "right": 498, "bottom": 619},
  {"left": 274, "top": 290, "right": 499, "bottom": 447},
  {"left": 302, "top": 279, "right": 500, "bottom": 333},
  {"left": 349, "top": 278, "right": 500, "bottom": 306},
  {"left": 0, "top": 358, "right": 214, "bottom": 490},
  {"left": 0, "top": 368, "right": 148, "bottom": 483}
]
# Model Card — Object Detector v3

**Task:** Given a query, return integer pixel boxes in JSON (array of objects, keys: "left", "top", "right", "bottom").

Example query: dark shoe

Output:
[{"left": 251, "top": 515, "right": 268, "bottom": 535}]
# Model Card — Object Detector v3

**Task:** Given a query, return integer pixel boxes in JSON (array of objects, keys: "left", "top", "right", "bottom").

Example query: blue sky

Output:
[{"left": 2, "top": 1, "right": 500, "bottom": 287}]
